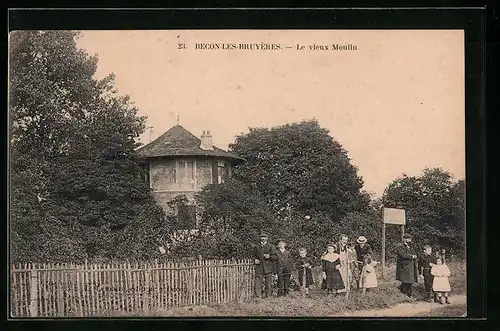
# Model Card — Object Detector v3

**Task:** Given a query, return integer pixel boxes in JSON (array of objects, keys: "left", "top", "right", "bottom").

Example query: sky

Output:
[{"left": 75, "top": 30, "right": 465, "bottom": 197}]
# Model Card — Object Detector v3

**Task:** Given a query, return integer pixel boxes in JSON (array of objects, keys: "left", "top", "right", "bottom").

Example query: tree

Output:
[
  {"left": 381, "top": 168, "right": 465, "bottom": 259},
  {"left": 229, "top": 120, "right": 371, "bottom": 220},
  {"left": 188, "top": 182, "right": 381, "bottom": 261},
  {"left": 179, "top": 121, "right": 377, "bottom": 260},
  {"left": 164, "top": 179, "right": 278, "bottom": 259},
  {"left": 9, "top": 30, "right": 92, "bottom": 262},
  {"left": 9, "top": 30, "right": 165, "bottom": 262}
]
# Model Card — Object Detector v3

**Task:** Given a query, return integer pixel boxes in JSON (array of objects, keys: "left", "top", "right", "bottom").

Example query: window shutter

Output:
[
  {"left": 212, "top": 160, "right": 218, "bottom": 184},
  {"left": 187, "top": 161, "right": 194, "bottom": 189}
]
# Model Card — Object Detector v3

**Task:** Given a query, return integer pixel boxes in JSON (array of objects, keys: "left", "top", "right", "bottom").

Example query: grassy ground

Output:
[
  {"left": 413, "top": 304, "right": 467, "bottom": 317},
  {"left": 105, "top": 261, "right": 466, "bottom": 317},
  {"left": 107, "top": 282, "right": 414, "bottom": 317}
]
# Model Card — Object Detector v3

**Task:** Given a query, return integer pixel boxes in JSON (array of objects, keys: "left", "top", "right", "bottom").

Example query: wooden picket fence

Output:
[{"left": 10, "top": 259, "right": 255, "bottom": 317}]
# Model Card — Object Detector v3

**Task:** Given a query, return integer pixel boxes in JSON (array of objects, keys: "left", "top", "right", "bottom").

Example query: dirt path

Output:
[{"left": 333, "top": 294, "right": 467, "bottom": 317}]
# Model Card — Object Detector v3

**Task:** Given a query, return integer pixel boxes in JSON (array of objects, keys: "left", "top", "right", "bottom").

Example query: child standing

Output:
[
  {"left": 276, "top": 239, "right": 294, "bottom": 297},
  {"left": 431, "top": 257, "right": 451, "bottom": 304},
  {"left": 296, "top": 247, "right": 314, "bottom": 295},
  {"left": 321, "top": 243, "right": 345, "bottom": 294},
  {"left": 361, "top": 254, "right": 378, "bottom": 294},
  {"left": 418, "top": 244, "right": 437, "bottom": 302}
]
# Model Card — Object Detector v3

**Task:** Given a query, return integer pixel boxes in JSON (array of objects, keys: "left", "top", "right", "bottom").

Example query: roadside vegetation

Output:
[{"left": 104, "top": 261, "right": 465, "bottom": 317}]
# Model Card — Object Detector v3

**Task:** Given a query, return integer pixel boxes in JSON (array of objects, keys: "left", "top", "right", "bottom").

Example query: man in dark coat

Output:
[
  {"left": 253, "top": 233, "right": 278, "bottom": 298},
  {"left": 418, "top": 244, "right": 437, "bottom": 302},
  {"left": 275, "top": 239, "right": 294, "bottom": 296},
  {"left": 395, "top": 233, "right": 419, "bottom": 297},
  {"left": 354, "top": 236, "right": 373, "bottom": 290}
]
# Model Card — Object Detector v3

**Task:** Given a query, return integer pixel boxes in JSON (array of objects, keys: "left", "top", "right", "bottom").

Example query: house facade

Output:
[{"left": 136, "top": 125, "right": 244, "bottom": 227}]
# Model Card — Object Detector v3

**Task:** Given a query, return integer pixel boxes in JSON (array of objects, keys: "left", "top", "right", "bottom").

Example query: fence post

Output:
[
  {"left": 381, "top": 222, "right": 386, "bottom": 280},
  {"left": 29, "top": 269, "right": 39, "bottom": 317},
  {"left": 144, "top": 269, "right": 150, "bottom": 313}
]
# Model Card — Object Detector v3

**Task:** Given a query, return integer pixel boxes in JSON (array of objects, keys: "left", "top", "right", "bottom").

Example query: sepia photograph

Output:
[{"left": 9, "top": 29, "right": 466, "bottom": 318}]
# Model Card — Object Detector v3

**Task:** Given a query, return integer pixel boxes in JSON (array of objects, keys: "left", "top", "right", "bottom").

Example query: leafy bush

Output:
[
  {"left": 9, "top": 31, "right": 165, "bottom": 263},
  {"left": 382, "top": 168, "right": 465, "bottom": 258}
]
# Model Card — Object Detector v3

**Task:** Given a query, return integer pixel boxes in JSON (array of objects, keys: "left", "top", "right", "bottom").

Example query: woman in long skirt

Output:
[
  {"left": 321, "top": 243, "right": 345, "bottom": 294},
  {"left": 335, "top": 234, "right": 354, "bottom": 293}
]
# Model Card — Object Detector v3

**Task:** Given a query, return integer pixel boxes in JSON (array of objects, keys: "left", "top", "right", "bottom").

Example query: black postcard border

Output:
[{"left": 5, "top": 7, "right": 490, "bottom": 331}]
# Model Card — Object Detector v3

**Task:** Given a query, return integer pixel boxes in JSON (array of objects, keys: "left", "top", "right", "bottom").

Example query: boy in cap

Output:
[
  {"left": 296, "top": 247, "right": 314, "bottom": 295},
  {"left": 395, "top": 233, "right": 419, "bottom": 297},
  {"left": 354, "top": 236, "right": 373, "bottom": 291},
  {"left": 418, "top": 244, "right": 437, "bottom": 302},
  {"left": 276, "top": 239, "right": 294, "bottom": 297},
  {"left": 253, "top": 232, "right": 278, "bottom": 298}
]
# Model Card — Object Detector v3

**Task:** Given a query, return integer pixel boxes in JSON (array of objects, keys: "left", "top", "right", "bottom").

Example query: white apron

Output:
[
  {"left": 337, "top": 245, "right": 355, "bottom": 293},
  {"left": 431, "top": 264, "right": 451, "bottom": 292},
  {"left": 362, "top": 262, "right": 378, "bottom": 288}
]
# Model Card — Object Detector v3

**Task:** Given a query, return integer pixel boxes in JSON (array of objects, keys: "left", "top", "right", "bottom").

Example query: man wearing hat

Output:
[
  {"left": 354, "top": 236, "right": 373, "bottom": 290},
  {"left": 253, "top": 232, "right": 278, "bottom": 298},
  {"left": 395, "top": 233, "right": 419, "bottom": 297}
]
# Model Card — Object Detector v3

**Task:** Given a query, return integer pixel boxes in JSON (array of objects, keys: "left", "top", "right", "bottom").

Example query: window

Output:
[
  {"left": 187, "top": 161, "right": 194, "bottom": 185},
  {"left": 177, "top": 204, "right": 197, "bottom": 229},
  {"left": 169, "top": 165, "right": 176, "bottom": 184},
  {"left": 217, "top": 161, "right": 225, "bottom": 184},
  {"left": 139, "top": 163, "right": 150, "bottom": 187},
  {"left": 212, "top": 160, "right": 230, "bottom": 184},
  {"left": 176, "top": 160, "right": 196, "bottom": 189}
]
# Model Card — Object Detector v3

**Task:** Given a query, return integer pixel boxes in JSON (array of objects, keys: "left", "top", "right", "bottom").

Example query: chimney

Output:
[{"left": 200, "top": 130, "right": 214, "bottom": 150}]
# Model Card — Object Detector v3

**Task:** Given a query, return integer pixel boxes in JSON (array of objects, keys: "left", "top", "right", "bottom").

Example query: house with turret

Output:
[{"left": 136, "top": 125, "right": 244, "bottom": 228}]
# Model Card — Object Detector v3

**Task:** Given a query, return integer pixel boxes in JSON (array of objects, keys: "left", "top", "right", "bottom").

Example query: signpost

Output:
[{"left": 381, "top": 207, "right": 406, "bottom": 279}]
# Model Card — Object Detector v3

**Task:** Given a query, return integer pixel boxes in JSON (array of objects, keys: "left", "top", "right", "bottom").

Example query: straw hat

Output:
[{"left": 356, "top": 236, "right": 367, "bottom": 244}]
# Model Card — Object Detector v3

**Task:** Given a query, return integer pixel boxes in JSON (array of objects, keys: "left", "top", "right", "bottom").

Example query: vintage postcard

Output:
[{"left": 9, "top": 29, "right": 466, "bottom": 318}]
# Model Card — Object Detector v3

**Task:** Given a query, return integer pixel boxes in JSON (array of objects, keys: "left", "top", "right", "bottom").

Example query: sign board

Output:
[{"left": 382, "top": 208, "right": 406, "bottom": 225}]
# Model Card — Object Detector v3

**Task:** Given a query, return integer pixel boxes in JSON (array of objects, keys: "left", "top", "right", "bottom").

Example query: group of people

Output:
[
  {"left": 396, "top": 233, "right": 452, "bottom": 304},
  {"left": 252, "top": 232, "right": 379, "bottom": 298},
  {"left": 253, "top": 232, "right": 452, "bottom": 304}
]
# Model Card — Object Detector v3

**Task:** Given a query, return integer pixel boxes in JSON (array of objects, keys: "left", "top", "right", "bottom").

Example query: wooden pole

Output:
[
  {"left": 301, "top": 265, "right": 306, "bottom": 298},
  {"left": 144, "top": 269, "right": 150, "bottom": 314},
  {"left": 381, "top": 222, "right": 386, "bottom": 280},
  {"left": 345, "top": 248, "right": 351, "bottom": 301},
  {"left": 76, "top": 265, "right": 82, "bottom": 317},
  {"left": 401, "top": 225, "right": 405, "bottom": 243},
  {"left": 12, "top": 264, "right": 19, "bottom": 317},
  {"left": 29, "top": 269, "right": 39, "bottom": 317},
  {"left": 360, "top": 263, "right": 366, "bottom": 295}
]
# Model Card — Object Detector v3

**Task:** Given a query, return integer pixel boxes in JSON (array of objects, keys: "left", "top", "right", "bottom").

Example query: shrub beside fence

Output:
[{"left": 10, "top": 259, "right": 255, "bottom": 317}]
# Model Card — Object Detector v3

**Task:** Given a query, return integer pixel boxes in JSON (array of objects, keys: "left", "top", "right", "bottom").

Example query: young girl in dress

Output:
[
  {"left": 360, "top": 254, "right": 379, "bottom": 294},
  {"left": 431, "top": 257, "right": 451, "bottom": 304},
  {"left": 321, "top": 243, "right": 345, "bottom": 295},
  {"left": 297, "top": 247, "right": 314, "bottom": 295}
]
